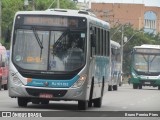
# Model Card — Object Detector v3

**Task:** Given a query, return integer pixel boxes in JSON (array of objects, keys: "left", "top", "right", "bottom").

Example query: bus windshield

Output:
[
  {"left": 133, "top": 54, "right": 160, "bottom": 73},
  {"left": 13, "top": 29, "right": 86, "bottom": 72}
]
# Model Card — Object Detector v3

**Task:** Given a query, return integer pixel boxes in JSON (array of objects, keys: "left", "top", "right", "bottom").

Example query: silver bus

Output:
[
  {"left": 108, "top": 40, "right": 121, "bottom": 91},
  {"left": 8, "top": 9, "right": 111, "bottom": 110}
]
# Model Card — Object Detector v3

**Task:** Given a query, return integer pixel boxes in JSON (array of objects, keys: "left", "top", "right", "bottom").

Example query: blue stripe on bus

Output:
[{"left": 26, "top": 75, "right": 80, "bottom": 88}]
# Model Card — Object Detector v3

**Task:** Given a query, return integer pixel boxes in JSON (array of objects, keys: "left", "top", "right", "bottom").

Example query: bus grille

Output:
[{"left": 26, "top": 88, "right": 67, "bottom": 97}]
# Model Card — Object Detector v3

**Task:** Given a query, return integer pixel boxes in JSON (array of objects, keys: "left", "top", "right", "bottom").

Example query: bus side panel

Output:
[{"left": 87, "top": 56, "right": 110, "bottom": 100}]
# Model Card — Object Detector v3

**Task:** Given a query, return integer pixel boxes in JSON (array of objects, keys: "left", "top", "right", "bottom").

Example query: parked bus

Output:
[
  {"left": 0, "top": 44, "right": 9, "bottom": 90},
  {"left": 130, "top": 44, "right": 160, "bottom": 90},
  {"left": 8, "top": 9, "right": 111, "bottom": 110},
  {"left": 108, "top": 40, "right": 121, "bottom": 91}
]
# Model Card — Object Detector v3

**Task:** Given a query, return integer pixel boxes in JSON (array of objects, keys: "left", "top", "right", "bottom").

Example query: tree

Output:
[{"left": 1, "top": 0, "right": 77, "bottom": 49}]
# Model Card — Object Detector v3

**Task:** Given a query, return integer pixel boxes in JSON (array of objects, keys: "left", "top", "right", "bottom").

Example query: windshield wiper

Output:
[
  {"left": 54, "top": 29, "right": 70, "bottom": 47},
  {"left": 32, "top": 27, "right": 43, "bottom": 59},
  {"left": 32, "top": 27, "right": 43, "bottom": 49}
]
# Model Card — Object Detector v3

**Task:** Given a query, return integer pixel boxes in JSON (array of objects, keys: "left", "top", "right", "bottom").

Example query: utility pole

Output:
[
  {"left": 57, "top": 0, "right": 60, "bottom": 8},
  {"left": 120, "top": 25, "right": 124, "bottom": 85},
  {"left": 24, "top": 0, "right": 29, "bottom": 10},
  {"left": 32, "top": 0, "right": 35, "bottom": 10}
]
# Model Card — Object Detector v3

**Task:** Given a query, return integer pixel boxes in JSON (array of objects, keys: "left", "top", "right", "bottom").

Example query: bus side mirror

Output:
[
  {"left": 5, "top": 28, "right": 11, "bottom": 43},
  {"left": 91, "top": 34, "right": 96, "bottom": 47}
]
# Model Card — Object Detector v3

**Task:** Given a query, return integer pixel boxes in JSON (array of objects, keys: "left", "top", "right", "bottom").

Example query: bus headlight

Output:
[
  {"left": 13, "top": 76, "right": 23, "bottom": 86},
  {"left": 132, "top": 72, "right": 137, "bottom": 78},
  {"left": 71, "top": 74, "right": 87, "bottom": 88}
]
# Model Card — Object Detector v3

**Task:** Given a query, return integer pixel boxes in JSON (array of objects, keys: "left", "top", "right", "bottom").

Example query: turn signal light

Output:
[{"left": 27, "top": 78, "right": 32, "bottom": 83}]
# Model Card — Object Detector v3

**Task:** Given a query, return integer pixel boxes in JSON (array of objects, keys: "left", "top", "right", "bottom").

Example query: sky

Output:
[{"left": 78, "top": 0, "right": 160, "bottom": 7}]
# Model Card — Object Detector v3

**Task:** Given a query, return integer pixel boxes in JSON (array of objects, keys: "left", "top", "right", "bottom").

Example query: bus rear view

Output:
[{"left": 130, "top": 44, "right": 160, "bottom": 90}]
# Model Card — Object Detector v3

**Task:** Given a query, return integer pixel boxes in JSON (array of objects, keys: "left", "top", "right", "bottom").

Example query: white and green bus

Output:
[
  {"left": 8, "top": 9, "right": 111, "bottom": 110},
  {"left": 130, "top": 44, "right": 160, "bottom": 90}
]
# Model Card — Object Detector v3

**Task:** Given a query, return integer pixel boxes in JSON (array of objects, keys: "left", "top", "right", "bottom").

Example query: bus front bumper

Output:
[
  {"left": 8, "top": 84, "right": 88, "bottom": 101},
  {"left": 130, "top": 78, "right": 160, "bottom": 86}
]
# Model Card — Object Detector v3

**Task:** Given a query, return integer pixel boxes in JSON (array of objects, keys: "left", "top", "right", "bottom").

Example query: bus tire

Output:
[
  {"left": 133, "top": 84, "right": 138, "bottom": 89},
  {"left": 3, "top": 84, "right": 8, "bottom": 90},
  {"left": 158, "top": 86, "right": 160, "bottom": 90},
  {"left": 93, "top": 97, "right": 102, "bottom": 108},
  {"left": 93, "top": 79, "right": 104, "bottom": 108},
  {"left": 18, "top": 97, "right": 28, "bottom": 107},
  {"left": 139, "top": 84, "right": 142, "bottom": 89},
  {"left": 108, "top": 85, "right": 112, "bottom": 91},
  {"left": 78, "top": 100, "right": 88, "bottom": 110},
  {"left": 113, "top": 85, "right": 118, "bottom": 91},
  {"left": 88, "top": 101, "right": 92, "bottom": 107}
]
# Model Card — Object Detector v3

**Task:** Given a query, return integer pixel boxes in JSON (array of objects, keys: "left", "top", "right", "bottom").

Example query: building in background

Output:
[{"left": 91, "top": 3, "right": 160, "bottom": 34}]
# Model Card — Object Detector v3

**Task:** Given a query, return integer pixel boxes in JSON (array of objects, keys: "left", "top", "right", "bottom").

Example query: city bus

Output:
[
  {"left": 8, "top": 9, "right": 111, "bottom": 110},
  {"left": 130, "top": 44, "right": 160, "bottom": 90},
  {"left": 108, "top": 40, "right": 121, "bottom": 91}
]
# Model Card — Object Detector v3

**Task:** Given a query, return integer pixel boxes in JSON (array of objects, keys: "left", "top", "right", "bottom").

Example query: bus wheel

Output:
[
  {"left": 158, "top": 86, "right": 160, "bottom": 90},
  {"left": 113, "top": 85, "right": 118, "bottom": 91},
  {"left": 93, "top": 97, "right": 102, "bottom": 108},
  {"left": 133, "top": 84, "right": 138, "bottom": 89},
  {"left": 3, "top": 84, "right": 8, "bottom": 90},
  {"left": 108, "top": 85, "right": 112, "bottom": 91},
  {"left": 78, "top": 100, "right": 88, "bottom": 110},
  {"left": 88, "top": 101, "right": 92, "bottom": 107},
  {"left": 18, "top": 97, "right": 28, "bottom": 107},
  {"left": 139, "top": 84, "right": 142, "bottom": 89}
]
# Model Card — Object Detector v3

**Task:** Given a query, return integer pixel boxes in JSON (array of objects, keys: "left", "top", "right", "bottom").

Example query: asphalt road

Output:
[{"left": 0, "top": 84, "right": 160, "bottom": 119}]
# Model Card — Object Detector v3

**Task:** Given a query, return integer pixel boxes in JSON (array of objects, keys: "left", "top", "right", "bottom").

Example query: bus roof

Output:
[
  {"left": 111, "top": 40, "right": 120, "bottom": 48},
  {"left": 15, "top": 9, "right": 110, "bottom": 29},
  {"left": 134, "top": 44, "right": 160, "bottom": 49}
]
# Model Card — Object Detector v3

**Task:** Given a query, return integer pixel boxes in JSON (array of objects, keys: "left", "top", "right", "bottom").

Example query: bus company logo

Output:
[
  {"left": 44, "top": 82, "right": 49, "bottom": 87},
  {"left": 2, "top": 112, "right": 12, "bottom": 117}
]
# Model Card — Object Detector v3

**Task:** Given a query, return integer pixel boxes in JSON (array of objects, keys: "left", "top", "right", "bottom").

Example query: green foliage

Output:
[
  {"left": 1, "top": 0, "right": 77, "bottom": 45},
  {"left": 34, "top": 0, "right": 77, "bottom": 10}
]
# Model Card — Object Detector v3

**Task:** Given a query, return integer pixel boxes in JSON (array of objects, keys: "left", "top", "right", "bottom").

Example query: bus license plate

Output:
[
  {"left": 144, "top": 82, "right": 150, "bottom": 84},
  {"left": 39, "top": 93, "right": 53, "bottom": 98}
]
